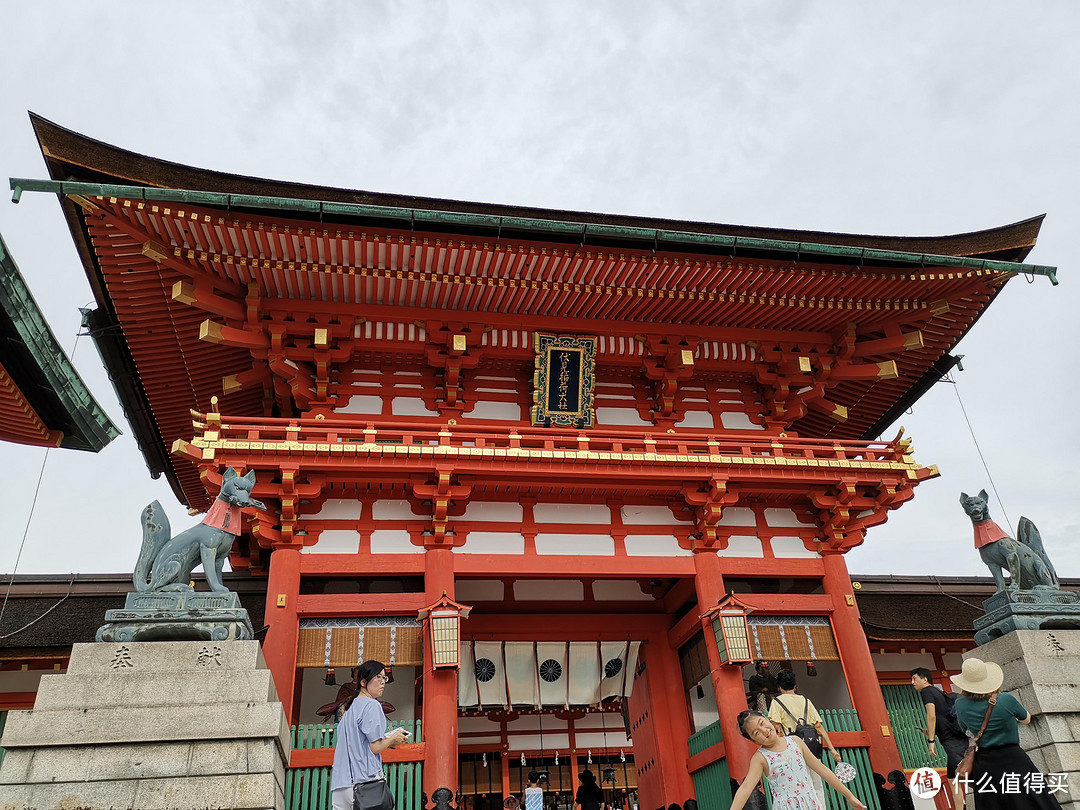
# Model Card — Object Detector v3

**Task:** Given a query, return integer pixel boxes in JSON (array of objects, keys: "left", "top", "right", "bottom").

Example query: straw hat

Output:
[{"left": 950, "top": 658, "right": 1004, "bottom": 694}]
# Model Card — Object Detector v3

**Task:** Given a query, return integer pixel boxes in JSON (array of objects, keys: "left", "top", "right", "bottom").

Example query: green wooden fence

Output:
[
  {"left": 286, "top": 718, "right": 423, "bottom": 810},
  {"left": 689, "top": 718, "right": 733, "bottom": 807},
  {"left": 691, "top": 755, "right": 733, "bottom": 809},
  {"left": 880, "top": 684, "right": 948, "bottom": 771},
  {"left": 0, "top": 710, "right": 7, "bottom": 769},
  {"left": 815, "top": 709, "right": 881, "bottom": 810},
  {"left": 687, "top": 718, "right": 724, "bottom": 756}
]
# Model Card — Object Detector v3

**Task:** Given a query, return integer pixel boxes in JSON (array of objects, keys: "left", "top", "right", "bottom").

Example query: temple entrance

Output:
[
  {"left": 456, "top": 641, "right": 641, "bottom": 809},
  {"left": 457, "top": 735, "right": 640, "bottom": 810}
]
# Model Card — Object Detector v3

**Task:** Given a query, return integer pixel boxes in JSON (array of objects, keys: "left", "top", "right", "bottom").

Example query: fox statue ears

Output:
[
  {"left": 958, "top": 489, "right": 989, "bottom": 503},
  {"left": 221, "top": 467, "right": 257, "bottom": 485}
]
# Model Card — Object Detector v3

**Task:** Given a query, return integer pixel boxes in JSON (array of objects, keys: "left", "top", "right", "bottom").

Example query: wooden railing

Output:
[
  {"left": 187, "top": 411, "right": 916, "bottom": 469},
  {"left": 817, "top": 709, "right": 881, "bottom": 810},
  {"left": 687, "top": 718, "right": 724, "bottom": 757},
  {"left": 880, "top": 684, "right": 948, "bottom": 771},
  {"left": 286, "top": 719, "right": 424, "bottom": 810},
  {"left": 688, "top": 719, "right": 732, "bottom": 807}
]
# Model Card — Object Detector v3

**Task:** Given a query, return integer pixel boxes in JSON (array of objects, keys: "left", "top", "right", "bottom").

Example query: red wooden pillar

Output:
[
  {"left": 693, "top": 550, "right": 752, "bottom": 778},
  {"left": 645, "top": 630, "right": 696, "bottom": 804},
  {"left": 501, "top": 747, "right": 511, "bottom": 802},
  {"left": 263, "top": 542, "right": 302, "bottom": 722},
  {"left": 423, "top": 546, "right": 460, "bottom": 803},
  {"left": 822, "top": 551, "right": 903, "bottom": 775}
]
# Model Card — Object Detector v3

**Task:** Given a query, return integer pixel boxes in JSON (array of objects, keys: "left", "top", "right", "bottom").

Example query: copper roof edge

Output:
[{"left": 30, "top": 113, "right": 1044, "bottom": 262}]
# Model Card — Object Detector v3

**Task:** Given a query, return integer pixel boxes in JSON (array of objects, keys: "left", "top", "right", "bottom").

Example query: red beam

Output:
[
  {"left": 297, "top": 593, "right": 428, "bottom": 617},
  {"left": 464, "top": 613, "right": 671, "bottom": 638},
  {"left": 289, "top": 742, "right": 426, "bottom": 769},
  {"left": 687, "top": 741, "right": 726, "bottom": 773},
  {"left": 300, "top": 554, "right": 427, "bottom": 576},
  {"left": 668, "top": 609, "right": 706, "bottom": 650},
  {"left": 454, "top": 555, "right": 696, "bottom": 578},
  {"left": 717, "top": 558, "right": 824, "bottom": 577},
  {"left": 0, "top": 691, "right": 37, "bottom": 710},
  {"left": 296, "top": 553, "right": 824, "bottom": 580},
  {"left": 732, "top": 594, "right": 833, "bottom": 614}
]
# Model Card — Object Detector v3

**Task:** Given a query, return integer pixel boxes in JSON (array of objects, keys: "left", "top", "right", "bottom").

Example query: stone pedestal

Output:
[
  {"left": 96, "top": 590, "right": 254, "bottom": 642},
  {"left": 968, "top": 630, "right": 1080, "bottom": 810},
  {"left": 0, "top": 640, "right": 290, "bottom": 810},
  {"left": 974, "top": 588, "right": 1080, "bottom": 646}
]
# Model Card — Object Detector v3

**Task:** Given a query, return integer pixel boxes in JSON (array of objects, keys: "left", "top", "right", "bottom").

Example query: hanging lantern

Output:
[
  {"left": 323, "top": 667, "right": 336, "bottom": 686},
  {"left": 417, "top": 594, "right": 473, "bottom": 669},
  {"left": 701, "top": 593, "right": 755, "bottom": 665}
]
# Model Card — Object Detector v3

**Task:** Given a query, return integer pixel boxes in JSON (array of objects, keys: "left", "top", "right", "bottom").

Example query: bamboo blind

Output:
[
  {"left": 750, "top": 622, "right": 840, "bottom": 662},
  {"left": 296, "top": 625, "right": 424, "bottom": 667}
]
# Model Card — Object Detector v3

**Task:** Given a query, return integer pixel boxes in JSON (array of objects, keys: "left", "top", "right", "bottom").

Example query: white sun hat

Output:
[{"left": 949, "top": 657, "right": 1004, "bottom": 694}]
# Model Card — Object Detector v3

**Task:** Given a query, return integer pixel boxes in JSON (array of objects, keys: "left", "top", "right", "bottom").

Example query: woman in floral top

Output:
[{"left": 728, "top": 712, "right": 866, "bottom": 810}]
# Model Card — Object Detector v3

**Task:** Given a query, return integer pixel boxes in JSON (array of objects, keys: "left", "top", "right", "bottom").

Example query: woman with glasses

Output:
[{"left": 332, "top": 660, "right": 410, "bottom": 810}]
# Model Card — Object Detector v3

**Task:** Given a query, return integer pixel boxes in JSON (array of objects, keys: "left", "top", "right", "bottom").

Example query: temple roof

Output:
[
  {"left": 21, "top": 115, "right": 1055, "bottom": 507},
  {"left": 28, "top": 114, "right": 1047, "bottom": 263},
  {"left": 852, "top": 575, "right": 1080, "bottom": 642},
  {"left": 0, "top": 232, "right": 118, "bottom": 451}
]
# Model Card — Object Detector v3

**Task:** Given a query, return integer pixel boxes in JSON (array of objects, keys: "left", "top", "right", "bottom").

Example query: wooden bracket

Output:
[
  {"left": 411, "top": 467, "right": 472, "bottom": 546},
  {"left": 423, "top": 322, "right": 483, "bottom": 412},
  {"left": 681, "top": 476, "right": 740, "bottom": 550},
  {"left": 641, "top": 337, "right": 698, "bottom": 421}
]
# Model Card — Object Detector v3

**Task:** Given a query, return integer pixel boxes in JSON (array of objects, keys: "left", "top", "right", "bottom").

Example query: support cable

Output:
[
  {"left": 0, "top": 447, "right": 52, "bottom": 633},
  {"left": 0, "top": 323, "right": 85, "bottom": 635},
  {"left": 949, "top": 375, "right": 1012, "bottom": 529}
]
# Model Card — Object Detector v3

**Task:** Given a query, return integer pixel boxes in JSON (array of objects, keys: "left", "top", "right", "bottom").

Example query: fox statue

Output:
[
  {"left": 960, "top": 489, "right": 1058, "bottom": 593},
  {"left": 135, "top": 467, "right": 265, "bottom": 593}
]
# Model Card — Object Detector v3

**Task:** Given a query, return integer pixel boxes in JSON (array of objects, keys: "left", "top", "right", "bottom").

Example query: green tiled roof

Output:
[{"left": 0, "top": 231, "right": 119, "bottom": 451}]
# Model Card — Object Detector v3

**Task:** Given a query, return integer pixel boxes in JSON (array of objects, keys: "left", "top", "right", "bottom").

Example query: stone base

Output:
[
  {"left": 96, "top": 591, "right": 254, "bottom": 642},
  {"left": 969, "top": 630, "right": 1080, "bottom": 810},
  {"left": 0, "top": 640, "right": 289, "bottom": 810},
  {"left": 974, "top": 588, "right": 1080, "bottom": 645}
]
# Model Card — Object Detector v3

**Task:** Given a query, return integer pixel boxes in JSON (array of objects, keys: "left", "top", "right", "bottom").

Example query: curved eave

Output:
[
  {"left": 0, "top": 233, "right": 118, "bottom": 452},
  {"left": 23, "top": 116, "right": 1056, "bottom": 504},
  {"left": 31, "top": 113, "right": 1045, "bottom": 263}
]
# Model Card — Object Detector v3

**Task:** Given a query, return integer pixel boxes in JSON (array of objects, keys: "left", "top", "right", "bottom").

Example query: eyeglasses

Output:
[{"left": 373, "top": 673, "right": 390, "bottom": 682}]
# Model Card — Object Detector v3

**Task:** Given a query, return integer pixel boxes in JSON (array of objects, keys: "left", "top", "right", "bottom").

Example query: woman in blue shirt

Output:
[
  {"left": 332, "top": 660, "right": 410, "bottom": 810},
  {"left": 951, "top": 658, "right": 1061, "bottom": 810}
]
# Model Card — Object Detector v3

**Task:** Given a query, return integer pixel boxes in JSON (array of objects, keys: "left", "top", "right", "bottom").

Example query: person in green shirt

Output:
[{"left": 950, "top": 657, "right": 1062, "bottom": 810}]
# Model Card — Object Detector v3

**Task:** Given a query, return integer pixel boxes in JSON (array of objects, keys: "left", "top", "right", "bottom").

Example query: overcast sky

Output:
[{"left": 1, "top": 2, "right": 1076, "bottom": 585}]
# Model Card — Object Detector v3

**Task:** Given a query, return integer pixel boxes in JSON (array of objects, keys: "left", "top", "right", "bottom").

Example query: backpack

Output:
[
  {"left": 941, "top": 689, "right": 963, "bottom": 735},
  {"left": 774, "top": 696, "right": 824, "bottom": 759}
]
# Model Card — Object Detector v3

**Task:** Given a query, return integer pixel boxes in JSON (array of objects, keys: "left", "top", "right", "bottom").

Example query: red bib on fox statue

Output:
[
  {"left": 202, "top": 497, "right": 243, "bottom": 533},
  {"left": 972, "top": 518, "right": 1008, "bottom": 549}
]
